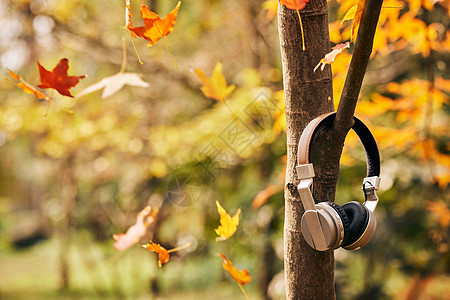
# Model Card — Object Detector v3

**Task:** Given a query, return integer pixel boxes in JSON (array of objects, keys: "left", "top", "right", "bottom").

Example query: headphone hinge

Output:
[{"left": 363, "top": 176, "right": 381, "bottom": 213}]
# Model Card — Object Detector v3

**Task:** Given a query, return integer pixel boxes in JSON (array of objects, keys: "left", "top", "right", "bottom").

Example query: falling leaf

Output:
[
  {"left": 279, "top": 0, "right": 310, "bottom": 50},
  {"left": 8, "top": 69, "right": 74, "bottom": 115},
  {"left": 37, "top": 58, "right": 86, "bottom": 97},
  {"left": 219, "top": 253, "right": 251, "bottom": 285},
  {"left": 427, "top": 201, "right": 450, "bottom": 229},
  {"left": 279, "top": 0, "right": 309, "bottom": 10},
  {"left": 252, "top": 184, "right": 279, "bottom": 210},
  {"left": 77, "top": 72, "right": 149, "bottom": 99},
  {"left": 262, "top": 0, "right": 278, "bottom": 20},
  {"left": 113, "top": 206, "right": 158, "bottom": 251},
  {"left": 215, "top": 201, "right": 241, "bottom": 241},
  {"left": 142, "top": 241, "right": 191, "bottom": 267},
  {"left": 314, "top": 42, "right": 351, "bottom": 72},
  {"left": 127, "top": 1, "right": 181, "bottom": 47},
  {"left": 8, "top": 69, "right": 50, "bottom": 101},
  {"left": 194, "top": 63, "right": 236, "bottom": 102}
]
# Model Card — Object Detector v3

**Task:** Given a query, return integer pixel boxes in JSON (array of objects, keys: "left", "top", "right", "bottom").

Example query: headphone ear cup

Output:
[
  {"left": 327, "top": 202, "right": 350, "bottom": 247},
  {"left": 341, "top": 201, "right": 370, "bottom": 248}
]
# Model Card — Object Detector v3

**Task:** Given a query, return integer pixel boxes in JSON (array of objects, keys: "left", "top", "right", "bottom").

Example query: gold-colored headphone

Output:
[{"left": 296, "top": 112, "right": 381, "bottom": 251}]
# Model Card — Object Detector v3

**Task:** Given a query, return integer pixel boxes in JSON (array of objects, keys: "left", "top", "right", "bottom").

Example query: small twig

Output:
[{"left": 154, "top": 23, "right": 178, "bottom": 69}]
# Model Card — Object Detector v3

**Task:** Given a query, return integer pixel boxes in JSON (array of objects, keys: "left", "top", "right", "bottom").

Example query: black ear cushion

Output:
[
  {"left": 341, "top": 201, "right": 370, "bottom": 247},
  {"left": 328, "top": 202, "right": 350, "bottom": 247}
]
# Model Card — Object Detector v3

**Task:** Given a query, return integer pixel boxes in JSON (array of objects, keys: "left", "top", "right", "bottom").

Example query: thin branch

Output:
[{"left": 335, "top": 0, "right": 384, "bottom": 131}]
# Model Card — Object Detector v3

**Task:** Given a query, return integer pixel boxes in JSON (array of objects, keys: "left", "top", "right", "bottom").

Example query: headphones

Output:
[{"left": 296, "top": 112, "right": 381, "bottom": 251}]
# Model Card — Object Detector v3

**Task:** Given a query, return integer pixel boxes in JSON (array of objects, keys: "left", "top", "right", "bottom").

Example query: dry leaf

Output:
[
  {"left": 194, "top": 63, "right": 235, "bottom": 102},
  {"left": 314, "top": 42, "right": 350, "bottom": 72},
  {"left": 37, "top": 58, "right": 86, "bottom": 97},
  {"left": 142, "top": 240, "right": 191, "bottom": 267},
  {"left": 77, "top": 72, "right": 149, "bottom": 99},
  {"left": 252, "top": 184, "right": 279, "bottom": 210},
  {"left": 219, "top": 253, "right": 251, "bottom": 285},
  {"left": 127, "top": 1, "right": 181, "bottom": 47},
  {"left": 8, "top": 69, "right": 50, "bottom": 101},
  {"left": 215, "top": 201, "right": 241, "bottom": 241},
  {"left": 113, "top": 206, "right": 158, "bottom": 251}
]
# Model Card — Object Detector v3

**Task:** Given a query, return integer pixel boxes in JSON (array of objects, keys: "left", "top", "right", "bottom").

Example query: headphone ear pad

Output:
[
  {"left": 341, "top": 201, "right": 370, "bottom": 247},
  {"left": 327, "top": 202, "right": 350, "bottom": 247}
]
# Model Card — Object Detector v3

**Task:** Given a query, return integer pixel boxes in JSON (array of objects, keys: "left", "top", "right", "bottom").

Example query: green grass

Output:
[{"left": 0, "top": 234, "right": 258, "bottom": 300}]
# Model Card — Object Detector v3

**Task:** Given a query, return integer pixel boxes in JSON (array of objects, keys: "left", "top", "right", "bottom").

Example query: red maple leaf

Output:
[{"left": 37, "top": 58, "right": 86, "bottom": 97}]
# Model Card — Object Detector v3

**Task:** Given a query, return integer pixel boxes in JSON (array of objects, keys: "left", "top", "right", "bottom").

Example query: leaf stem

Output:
[
  {"left": 296, "top": 9, "right": 305, "bottom": 51},
  {"left": 126, "top": 30, "right": 144, "bottom": 65},
  {"left": 120, "top": 37, "right": 127, "bottom": 73},
  {"left": 238, "top": 283, "right": 250, "bottom": 300},
  {"left": 167, "top": 242, "right": 192, "bottom": 253},
  {"left": 154, "top": 24, "right": 178, "bottom": 69}
]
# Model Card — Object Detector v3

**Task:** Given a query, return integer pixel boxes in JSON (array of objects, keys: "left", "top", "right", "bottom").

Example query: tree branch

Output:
[{"left": 335, "top": 0, "right": 384, "bottom": 131}]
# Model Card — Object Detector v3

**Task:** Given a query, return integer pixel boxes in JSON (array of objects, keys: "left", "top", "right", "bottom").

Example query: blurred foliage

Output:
[{"left": 0, "top": 0, "right": 449, "bottom": 299}]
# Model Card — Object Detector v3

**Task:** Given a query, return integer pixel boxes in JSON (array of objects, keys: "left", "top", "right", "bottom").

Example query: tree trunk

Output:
[
  {"left": 279, "top": 0, "right": 384, "bottom": 297},
  {"left": 278, "top": 0, "right": 337, "bottom": 298}
]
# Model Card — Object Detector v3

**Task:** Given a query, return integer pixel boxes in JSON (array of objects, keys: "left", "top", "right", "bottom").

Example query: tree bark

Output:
[{"left": 278, "top": 0, "right": 336, "bottom": 298}]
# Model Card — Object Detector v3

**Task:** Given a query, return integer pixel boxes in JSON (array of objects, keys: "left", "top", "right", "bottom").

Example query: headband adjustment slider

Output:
[{"left": 296, "top": 163, "right": 315, "bottom": 180}]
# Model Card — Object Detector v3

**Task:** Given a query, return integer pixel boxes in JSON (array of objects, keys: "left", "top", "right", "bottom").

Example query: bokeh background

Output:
[{"left": 0, "top": 0, "right": 449, "bottom": 299}]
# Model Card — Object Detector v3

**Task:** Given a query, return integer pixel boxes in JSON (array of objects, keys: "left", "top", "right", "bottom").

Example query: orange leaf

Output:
[
  {"left": 279, "top": 0, "right": 309, "bottom": 11},
  {"left": 314, "top": 42, "right": 351, "bottom": 72},
  {"left": 142, "top": 241, "right": 191, "bottom": 267},
  {"left": 194, "top": 63, "right": 236, "bottom": 102},
  {"left": 219, "top": 253, "right": 251, "bottom": 285},
  {"left": 427, "top": 201, "right": 450, "bottom": 229},
  {"left": 8, "top": 69, "right": 50, "bottom": 101},
  {"left": 37, "top": 58, "right": 86, "bottom": 98},
  {"left": 252, "top": 184, "right": 279, "bottom": 210},
  {"left": 127, "top": 1, "right": 181, "bottom": 47},
  {"left": 113, "top": 206, "right": 158, "bottom": 251},
  {"left": 143, "top": 242, "right": 170, "bottom": 267},
  {"left": 215, "top": 201, "right": 241, "bottom": 241}
]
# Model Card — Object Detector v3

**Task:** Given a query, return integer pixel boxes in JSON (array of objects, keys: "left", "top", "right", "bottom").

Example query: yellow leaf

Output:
[
  {"left": 219, "top": 253, "right": 251, "bottom": 285},
  {"left": 194, "top": 63, "right": 235, "bottom": 102},
  {"left": 215, "top": 201, "right": 240, "bottom": 241},
  {"left": 351, "top": 0, "right": 365, "bottom": 42},
  {"left": 341, "top": 4, "right": 357, "bottom": 24}
]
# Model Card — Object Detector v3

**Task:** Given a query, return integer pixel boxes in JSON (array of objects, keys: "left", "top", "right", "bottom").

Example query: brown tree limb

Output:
[{"left": 335, "top": 0, "right": 384, "bottom": 132}]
